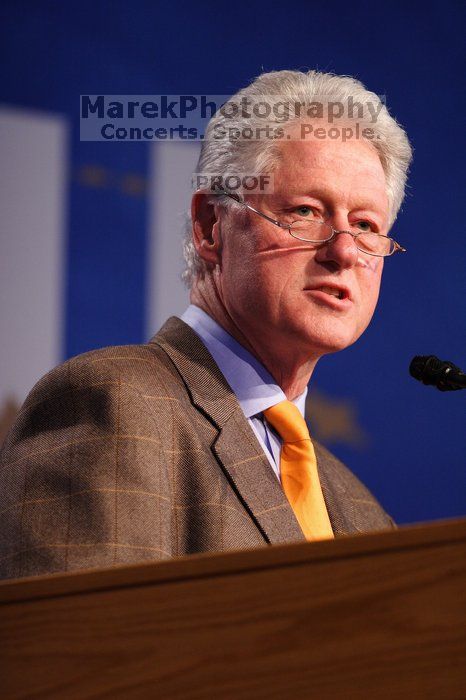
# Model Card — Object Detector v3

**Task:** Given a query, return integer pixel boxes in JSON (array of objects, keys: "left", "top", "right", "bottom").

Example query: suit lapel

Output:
[
  {"left": 213, "top": 411, "right": 305, "bottom": 544},
  {"left": 151, "top": 317, "right": 305, "bottom": 545},
  {"left": 315, "top": 443, "right": 360, "bottom": 536}
]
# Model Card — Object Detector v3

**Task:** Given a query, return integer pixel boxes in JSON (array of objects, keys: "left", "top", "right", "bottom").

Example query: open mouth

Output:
[
  {"left": 305, "top": 284, "right": 351, "bottom": 302},
  {"left": 316, "top": 285, "right": 345, "bottom": 300}
]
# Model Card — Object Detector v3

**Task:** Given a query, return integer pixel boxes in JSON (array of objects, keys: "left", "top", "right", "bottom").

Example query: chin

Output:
[
  {"left": 292, "top": 320, "right": 360, "bottom": 357},
  {"left": 307, "top": 337, "right": 354, "bottom": 358},
  {"left": 320, "top": 337, "right": 358, "bottom": 356}
]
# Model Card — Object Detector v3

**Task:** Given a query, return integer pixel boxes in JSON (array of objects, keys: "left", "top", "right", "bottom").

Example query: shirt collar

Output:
[{"left": 180, "top": 305, "right": 307, "bottom": 419}]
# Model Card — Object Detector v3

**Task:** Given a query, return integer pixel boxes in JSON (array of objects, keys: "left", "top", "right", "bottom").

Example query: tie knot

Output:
[{"left": 263, "top": 400, "right": 310, "bottom": 443}]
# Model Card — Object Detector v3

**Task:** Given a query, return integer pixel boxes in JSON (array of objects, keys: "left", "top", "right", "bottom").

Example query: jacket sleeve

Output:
[{"left": 0, "top": 351, "right": 175, "bottom": 581}]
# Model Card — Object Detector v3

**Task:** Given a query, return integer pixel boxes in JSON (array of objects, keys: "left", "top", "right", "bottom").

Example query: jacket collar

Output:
[{"left": 150, "top": 317, "right": 353, "bottom": 540}]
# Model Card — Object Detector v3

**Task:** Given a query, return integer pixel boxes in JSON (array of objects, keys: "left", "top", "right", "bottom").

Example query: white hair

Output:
[{"left": 183, "top": 69, "right": 412, "bottom": 286}]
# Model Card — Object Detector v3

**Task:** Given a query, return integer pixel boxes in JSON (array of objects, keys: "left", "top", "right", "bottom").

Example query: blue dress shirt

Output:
[{"left": 180, "top": 305, "right": 308, "bottom": 481}]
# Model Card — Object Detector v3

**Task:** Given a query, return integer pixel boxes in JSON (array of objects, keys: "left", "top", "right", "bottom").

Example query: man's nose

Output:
[{"left": 314, "top": 228, "right": 359, "bottom": 269}]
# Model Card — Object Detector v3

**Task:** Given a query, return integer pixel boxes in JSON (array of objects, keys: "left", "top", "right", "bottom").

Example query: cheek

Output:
[
  {"left": 220, "top": 248, "right": 264, "bottom": 315},
  {"left": 359, "top": 262, "right": 383, "bottom": 318},
  {"left": 223, "top": 259, "right": 282, "bottom": 313},
  {"left": 223, "top": 237, "right": 297, "bottom": 300},
  {"left": 249, "top": 258, "right": 303, "bottom": 319}
]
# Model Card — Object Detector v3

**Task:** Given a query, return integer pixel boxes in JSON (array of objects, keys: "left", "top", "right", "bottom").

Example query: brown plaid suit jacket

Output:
[{"left": 0, "top": 317, "right": 394, "bottom": 580}]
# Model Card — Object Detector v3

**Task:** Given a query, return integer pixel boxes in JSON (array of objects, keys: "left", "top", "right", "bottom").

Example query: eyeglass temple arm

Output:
[{"left": 220, "top": 191, "right": 287, "bottom": 229}]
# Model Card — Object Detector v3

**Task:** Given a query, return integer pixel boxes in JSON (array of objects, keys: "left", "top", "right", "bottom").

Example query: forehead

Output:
[{"left": 272, "top": 132, "right": 388, "bottom": 211}]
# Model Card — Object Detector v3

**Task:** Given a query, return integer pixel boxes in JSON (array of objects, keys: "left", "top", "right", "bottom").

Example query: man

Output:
[{"left": 0, "top": 70, "right": 412, "bottom": 580}]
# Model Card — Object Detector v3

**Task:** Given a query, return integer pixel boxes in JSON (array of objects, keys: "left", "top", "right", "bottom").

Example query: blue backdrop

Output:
[{"left": 1, "top": 0, "right": 465, "bottom": 525}]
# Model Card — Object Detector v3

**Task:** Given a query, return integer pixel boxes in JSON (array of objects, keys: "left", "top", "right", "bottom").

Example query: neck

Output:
[{"left": 190, "top": 276, "right": 319, "bottom": 401}]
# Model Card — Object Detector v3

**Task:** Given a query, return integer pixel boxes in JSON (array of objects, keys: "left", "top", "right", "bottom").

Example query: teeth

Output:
[{"left": 319, "top": 286, "right": 342, "bottom": 298}]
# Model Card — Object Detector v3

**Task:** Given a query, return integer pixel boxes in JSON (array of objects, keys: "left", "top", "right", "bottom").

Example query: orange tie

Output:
[{"left": 264, "top": 401, "right": 334, "bottom": 541}]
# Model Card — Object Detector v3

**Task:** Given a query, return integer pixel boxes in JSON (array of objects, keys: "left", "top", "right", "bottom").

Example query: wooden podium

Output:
[{"left": 1, "top": 518, "right": 465, "bottom": 699}]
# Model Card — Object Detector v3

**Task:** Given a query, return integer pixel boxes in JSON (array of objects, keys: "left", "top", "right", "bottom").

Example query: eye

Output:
[
  {"left": 293, "top": 205, "right": 318, "bottom": 218},
  {"left": 355, "top": 220, "right": 376, "bottom": 232}
]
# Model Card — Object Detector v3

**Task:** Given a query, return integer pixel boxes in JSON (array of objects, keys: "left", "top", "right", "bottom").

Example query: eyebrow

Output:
[{"left": 278, "top": 187, "right": 387, "bottom": 215}]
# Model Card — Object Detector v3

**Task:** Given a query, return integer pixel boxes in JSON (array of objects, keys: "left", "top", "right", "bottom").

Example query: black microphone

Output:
[{"left": 409, "top": 355, "right": 466, "bottom": 391}]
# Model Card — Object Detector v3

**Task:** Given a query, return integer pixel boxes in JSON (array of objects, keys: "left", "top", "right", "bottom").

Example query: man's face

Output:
[{"left": 215, "top": 134, "right": 390, "bottom": 363}]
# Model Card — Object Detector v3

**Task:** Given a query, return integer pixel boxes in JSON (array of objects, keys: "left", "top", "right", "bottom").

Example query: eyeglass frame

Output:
[{"left": 218, "top": 191, "right": 406, "bottom": 258}]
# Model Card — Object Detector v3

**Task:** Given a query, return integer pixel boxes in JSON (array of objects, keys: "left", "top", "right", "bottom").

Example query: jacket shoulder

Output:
[
  {"left": 28, "top": 342, "right": 178, "bottom": 399},
  {"left": 0, "top": 341, "right": 190, "bottom": 579},
  {"left": 1, "top": 342, "right": 183, "bottom": 456}
]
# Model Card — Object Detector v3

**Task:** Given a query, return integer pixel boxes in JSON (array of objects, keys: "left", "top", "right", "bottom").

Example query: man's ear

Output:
[{"left": 191, "top": 192, "right": 223, "bottom": 267}]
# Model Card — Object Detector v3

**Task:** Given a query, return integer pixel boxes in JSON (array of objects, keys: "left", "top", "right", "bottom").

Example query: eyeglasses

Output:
[{"left": 220, "top": 192, "right": 406, "bottom": 258}]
